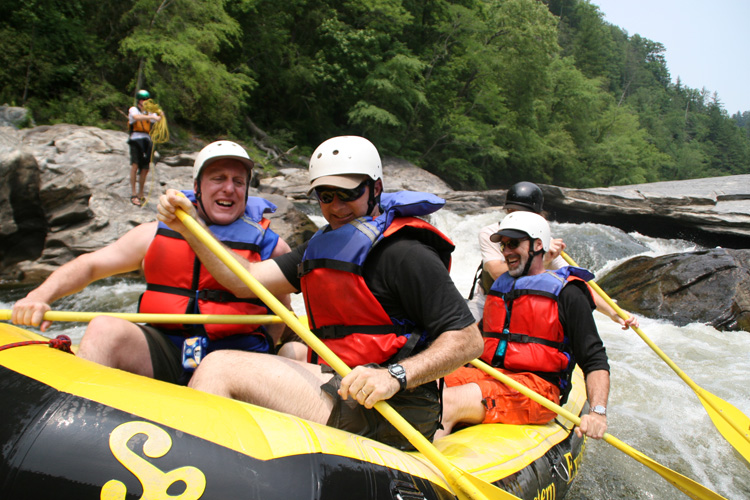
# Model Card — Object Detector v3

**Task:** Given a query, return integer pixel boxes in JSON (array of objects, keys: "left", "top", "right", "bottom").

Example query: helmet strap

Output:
[
  {"left": 520, "top": 242, "right": 545, "bottom": 277},
  {"left": 366, "top": 179, "right": 381, "bottom": 216},
  {"left": 194, "top": 183, "right": 216, "bottom": 227}
]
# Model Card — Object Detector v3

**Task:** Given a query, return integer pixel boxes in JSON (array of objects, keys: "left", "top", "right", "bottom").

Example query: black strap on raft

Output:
[{"left": 0, "top": 334, "right": 73, "bottom": 354}]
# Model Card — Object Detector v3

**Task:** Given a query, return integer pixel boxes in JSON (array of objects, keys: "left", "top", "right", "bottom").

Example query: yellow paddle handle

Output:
[
  {"left": 561, "top": 251, "right": 750, "bottom": 446},
  {"left": 470, "top": 359, "right": 728, "bottom": 500},
  {"left": 0, "top": 310, "right": 285, "bottom": 325}
]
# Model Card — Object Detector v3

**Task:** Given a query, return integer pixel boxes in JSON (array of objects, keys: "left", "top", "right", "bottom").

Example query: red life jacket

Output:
[
  {"left": 138, "top": 193, "right": 280, "bottom": 341},
  {"left": 480, "top": 267, "right": 595, "bottom": 381},
  {"left": 299, "top": 191, "right": 453, "bottom": 368}
]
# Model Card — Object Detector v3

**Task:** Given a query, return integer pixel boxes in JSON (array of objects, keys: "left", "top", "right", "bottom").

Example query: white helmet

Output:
[
  {"left": 490, "top": 211, "right": 550, "bottom": 252},
  {"left": 193, "top": 141, "right": 254, "bottom": 181},
  {"left": 308, "top": 136, "right": 383, "bottom": 192}
]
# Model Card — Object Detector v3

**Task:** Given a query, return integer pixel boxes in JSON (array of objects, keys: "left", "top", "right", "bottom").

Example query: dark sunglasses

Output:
[
  {"left": 499, "top": 237, "right": 528, "bottom": 252},
  {"left": 315, "top": 180, "right": 368, "bottom": 204}
]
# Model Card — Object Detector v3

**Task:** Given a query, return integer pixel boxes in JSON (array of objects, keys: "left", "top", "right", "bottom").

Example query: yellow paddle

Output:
[
  {"left": 561, "top": 251, "right": 750, "bottom": 463},
  {"left": 469, "top": 359, "right": 728, "bottom": 500},
  {"left": 0, "top": 310, "right": 284, "bottom": 325},
  {"left": 173, "top": 207, "right": 520, "bottom": 500}
]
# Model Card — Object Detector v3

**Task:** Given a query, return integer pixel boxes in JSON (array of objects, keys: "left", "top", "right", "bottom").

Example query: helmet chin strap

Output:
[
  {"left": 194, "top": 188, "right": 217, "bottom": 227},
  {"left": 366, "top": 179, "right": 381, "bottom": 216},
  {"left": 520, "top": 242, "right": 545, "bottom": 277}
]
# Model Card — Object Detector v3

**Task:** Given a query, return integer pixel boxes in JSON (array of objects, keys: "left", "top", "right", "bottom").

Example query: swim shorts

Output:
[
  {"left": 321, "top": 366, "right": 441, "bottom": 451},
  {"left": 445, "top": 366, "right": 559, "bottom": 425}
]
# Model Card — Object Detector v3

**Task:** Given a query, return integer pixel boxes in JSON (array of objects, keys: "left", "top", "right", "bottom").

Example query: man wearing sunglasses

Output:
[
  {"left": 467, "top": 182, "right": 637, "bottom": 330},
  {"left": 437, "top": 211, "right": 611, "bottom": 440},
  {"left": 157, "top": 135, "right": 483, "bottom": 450}
]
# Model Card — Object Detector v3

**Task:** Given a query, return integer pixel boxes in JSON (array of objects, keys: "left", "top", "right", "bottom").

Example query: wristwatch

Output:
[
  {"left": 387, "top": 364, "right": 407, "bottom": 391},
  {"left": 590, "top": 405, "right": 607, "bottom": 416}
]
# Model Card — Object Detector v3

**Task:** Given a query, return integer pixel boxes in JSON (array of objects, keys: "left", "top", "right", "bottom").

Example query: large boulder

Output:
[{"left": 598, "top": 248, "right": 750, "bottom": 331}]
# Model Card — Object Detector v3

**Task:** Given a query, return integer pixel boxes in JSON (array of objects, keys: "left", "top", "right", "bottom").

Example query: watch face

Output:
[{"left": 389, "top": 365, "right": 405, "bottom": 377}]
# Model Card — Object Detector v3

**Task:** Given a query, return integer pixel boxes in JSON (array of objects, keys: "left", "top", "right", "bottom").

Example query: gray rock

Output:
[
  {"left": 0, "top": 105, "right": 33, "bottom": 128},
  {"left": 598, "top": 248, "right": 750, "bottom": 331},
  {"left": 540, "top": 177, "right": 750, "bottom": 248}
]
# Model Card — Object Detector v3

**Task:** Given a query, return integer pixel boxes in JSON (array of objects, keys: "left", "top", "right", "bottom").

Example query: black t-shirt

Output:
[
  {"left": 274, "top": 234, "right": 476, "bottom": 341},
  {"left": 558, "top": 282, "right": 610, "bottom": 374}
]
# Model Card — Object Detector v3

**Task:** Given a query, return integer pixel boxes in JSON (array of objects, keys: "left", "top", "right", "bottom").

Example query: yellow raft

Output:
[{"left": 0, "top": 322, "right": 587, "bottom": 500}]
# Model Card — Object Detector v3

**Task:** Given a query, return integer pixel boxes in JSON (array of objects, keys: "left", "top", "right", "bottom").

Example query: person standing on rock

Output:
[
  {"left": 12, "top": 141, "right": 292, "bottom": 385},
  {"left": 128, "top": 89, "right": 163, "bottom": 206},
  {"left": 156, "top": 135, "right": 484, "bottom": 450}
]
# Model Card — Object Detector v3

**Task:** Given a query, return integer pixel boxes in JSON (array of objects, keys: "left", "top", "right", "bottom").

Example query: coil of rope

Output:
[{"left": 140, "top": 99, "right": 170, "bottom": 207}]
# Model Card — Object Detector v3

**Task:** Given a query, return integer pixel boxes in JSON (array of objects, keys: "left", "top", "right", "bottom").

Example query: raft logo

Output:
[
  {"left": 101, "top": 421, "right": 207, "bottom": 500},
  {"left": 533, "top": 482, "right": 555, "bottom": 500}
]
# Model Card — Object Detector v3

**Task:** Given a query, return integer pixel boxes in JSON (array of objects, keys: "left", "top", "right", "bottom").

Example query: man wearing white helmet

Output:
[
  {"left": 468, "top": 181, "right": 637, "bottom": 330},
  {"left": 12, "top": 141, "right": 291, "bottom": 384},
  {"left": 437, "top": 211, "right": 611, "bottom": 440},
  {"left": 157, "top": 135, "right": 483, "bottom": 450}
]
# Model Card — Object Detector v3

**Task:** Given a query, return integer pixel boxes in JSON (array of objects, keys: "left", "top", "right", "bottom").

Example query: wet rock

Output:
[{"left": 598, "top": 248, "right": 750, "bottom": 331}]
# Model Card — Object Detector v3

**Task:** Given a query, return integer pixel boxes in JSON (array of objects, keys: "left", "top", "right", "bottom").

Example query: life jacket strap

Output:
[
  {"left": 483, "top": 330, "right": 565, "bottom": 351},
  {"left": 145, "top": 283, "right": 263, "bottom": 305}
]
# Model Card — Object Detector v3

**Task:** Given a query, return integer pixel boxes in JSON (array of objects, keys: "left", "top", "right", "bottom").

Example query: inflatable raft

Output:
[{"left": 0, "top": 323, "right": 587, "bottom": 500}]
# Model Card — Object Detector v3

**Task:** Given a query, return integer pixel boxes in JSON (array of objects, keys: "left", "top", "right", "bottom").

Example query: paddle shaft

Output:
[
  {"left": 561, "top": 251, "right": 750, "bottom": 451},
  {"left": 174, "top": 207, "right": 518, "bottom": 500},
  {"left": 0, "top": 310, "right": 284, "bottom": 325},
  {"left": 469, "top": 359, "right": 728, "bottom": 500}
]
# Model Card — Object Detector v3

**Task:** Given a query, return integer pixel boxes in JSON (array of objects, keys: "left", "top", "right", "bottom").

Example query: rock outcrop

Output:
[
  {"left": 539, "top": 178, "right": 750, "bottom": 248},
  {"left": 598, "top": 248, "right": 750, "bottom": 331}
]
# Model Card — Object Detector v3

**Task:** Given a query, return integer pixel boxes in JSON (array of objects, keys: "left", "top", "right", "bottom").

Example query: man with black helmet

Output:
[
  {"left": 439, "top": 212, "right": 611, "bottom": 439},
  {"left": 128, "top": 89, "right": 163, "bottom": 206},
  {"left": 12, "top": 141, "right": 291, "bottom": 384},
  {"left": 157, "top": 135, "right": 483, "bottom": 450}
]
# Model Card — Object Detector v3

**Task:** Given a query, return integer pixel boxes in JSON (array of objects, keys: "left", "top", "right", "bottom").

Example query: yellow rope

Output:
[{"left": 140, "top": 99, "right": 169, "bottom": 208}]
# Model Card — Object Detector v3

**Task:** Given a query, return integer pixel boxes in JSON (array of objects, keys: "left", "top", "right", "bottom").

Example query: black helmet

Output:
[{"left": 504, "top": 181, "right": 543, "bottom": 214}]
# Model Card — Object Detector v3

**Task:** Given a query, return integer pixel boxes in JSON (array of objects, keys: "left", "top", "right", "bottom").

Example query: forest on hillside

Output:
[{"left": 2, "top": 0, "right": 749, "bottom": 189}]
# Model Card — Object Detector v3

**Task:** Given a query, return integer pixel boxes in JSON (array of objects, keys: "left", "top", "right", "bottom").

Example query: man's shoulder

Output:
[{"left": 480, "top": 222, "right": 499, "bottom": 235}]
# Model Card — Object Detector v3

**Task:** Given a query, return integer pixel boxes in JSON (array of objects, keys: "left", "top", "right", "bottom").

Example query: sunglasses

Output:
[
  {"left": 315, "top": 180, "right": 368, "bottom": 204},
  {"left": 499, "top": 237, "right": 528, "bottom": 252}
]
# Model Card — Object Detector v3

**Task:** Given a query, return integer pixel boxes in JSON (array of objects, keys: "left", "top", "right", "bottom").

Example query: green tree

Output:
[{"left": 119, "top": 0, "right": 255, "bottom": 134}]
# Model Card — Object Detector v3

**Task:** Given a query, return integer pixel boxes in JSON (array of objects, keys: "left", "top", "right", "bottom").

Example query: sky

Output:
[{"left": 590, "top": 0, "right": 749, "bottom": 115}]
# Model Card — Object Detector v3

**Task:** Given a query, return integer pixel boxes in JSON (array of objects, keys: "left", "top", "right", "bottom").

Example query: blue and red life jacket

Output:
[
  {"left": 138, "top": 190, "right": 279, "bottom": 342},
  {"left": 299, "top": 192, "right": 454, "bottom": 368},
  {"left": 480, "top": 266, "right": 595, "bottom": 397}
]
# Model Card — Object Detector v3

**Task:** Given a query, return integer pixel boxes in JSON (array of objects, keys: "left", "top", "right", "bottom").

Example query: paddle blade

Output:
[
  {"left": 698, "top": 391, "right": 750, "bottom": 464},
  {"left": 603, "top": 434, "right": 729, "bottom": 500}
]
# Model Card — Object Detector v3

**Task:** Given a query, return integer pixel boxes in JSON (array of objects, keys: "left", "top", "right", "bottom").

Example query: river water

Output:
[{"left": 1, "top": 208, "right": 748, "bottom": 499}]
